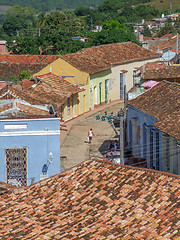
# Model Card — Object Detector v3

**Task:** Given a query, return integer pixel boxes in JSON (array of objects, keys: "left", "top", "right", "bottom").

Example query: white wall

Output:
[{"left": 111, "top": 58, "right": 160, "bottom": 101}]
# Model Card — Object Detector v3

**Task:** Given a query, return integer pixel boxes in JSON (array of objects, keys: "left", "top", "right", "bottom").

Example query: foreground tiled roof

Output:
[
  {"left": 143, "top": 65, "right": 180, "bottom": 82},
  {"left": 0, "top": 159, "right": 179, "bottom": 239},
  {"left": 128, "top": 81, "right": 180, "bottom": 140},
  {"left": 0, "top": 55, "right": 60, "bottom": 81},
  {"left": 61, "top": 42, "right": 158, "bottom": 74},
  {"left": 0, "top": 182, "right": 16, "bottom": 195}
]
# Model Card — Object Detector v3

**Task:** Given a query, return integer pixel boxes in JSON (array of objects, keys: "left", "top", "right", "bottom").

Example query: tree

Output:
[
  {"left": 74, "top": 6, "right": 91, "bottom": 16},
  {"left": 98, "top": 0, "right": 122, "bottom": 12},
  {"left": 157, "top": 22, "right": 176, "bottom": 37},
  {"left": 18, "top": 70, "right": 32, "bottom": 81},
  {"left": 142, "top": 25, "right": 152, "bottom": 37},
  {"left": 93, "top": 29, "right": 139, "bottom": 46}
]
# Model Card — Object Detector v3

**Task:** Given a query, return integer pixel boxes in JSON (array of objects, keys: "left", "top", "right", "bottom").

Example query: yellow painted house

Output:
[
  {"left": 34, "top": 58, "right": 90, "bottom": 121},
  {"left": 34, "top": 42, "right": 159, "bottom": 120},
  {"left": 61, "top": 42, "right": 159, "bottom": 107}
]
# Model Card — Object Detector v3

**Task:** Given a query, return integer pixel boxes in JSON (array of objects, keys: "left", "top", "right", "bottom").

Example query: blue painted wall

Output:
[
  {"left": 0, "top": 118, "right": 60, "bottom": 185},
  {"left": 127, "top": 105, "right": 163, "bottom": 171}
]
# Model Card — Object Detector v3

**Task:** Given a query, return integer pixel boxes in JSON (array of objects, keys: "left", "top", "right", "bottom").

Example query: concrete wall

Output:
[
  {"left": 0, "top": 118, "right": 60, "bottom": 185},
  {"left": 111, "top": 58, "right": 160, "bottom": 101}
]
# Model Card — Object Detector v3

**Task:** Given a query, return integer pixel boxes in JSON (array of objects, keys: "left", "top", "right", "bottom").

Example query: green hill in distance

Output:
[
  {"left": 144, "top": 0, "right": 180, "bottom": 11},
  {"left": 0, "top": 0, "right": 104, "bottom": 11}
]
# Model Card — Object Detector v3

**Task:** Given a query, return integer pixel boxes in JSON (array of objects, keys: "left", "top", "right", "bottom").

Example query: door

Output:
[
  {"left": 120, "top": 73, "right": 124, "bottom": 99},
  {"left": 99, "top": 82, "right": 102, "bottom": 105},
  {"left": 105, "top": 79, "right": 109, "bottom": 103},
  {"left": 90, "top": 87, "right": 94, "bottom": 110},
  {"left": 94, "top": 86, "right": 97, "bottom": 106},
  {"left": 5, "top": 147, "right": 28, "bottom": 186}
]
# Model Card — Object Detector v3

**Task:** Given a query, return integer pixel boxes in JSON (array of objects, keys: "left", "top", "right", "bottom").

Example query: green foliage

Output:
[
  {"left": 157, "top": 22, "right": 176, "bottom": 37},
  {"left": 134, "top": 5, "right": 159, "bottom": 20},
  {"left": 103, "top": 20, "right": 128, "bottom": 31},
  {"left": 93, "top": 29, "right": 139, "bottom": 46},
  {"left": 18, "top": 70, "right": 32, "bottom": 81},
  {"left": 74, "top": 6, "right": 91, "bottom": 16},
  {"left": 142, "top": 25, "right": 152, "bottom": 37},
  {"left": 0, "top": 0, "right": 104, "bottom": 11},
  {"left": 98, "top": 0, "right": 123, "bottom": 12},
  {"left": 9, "top": 76, "right": 18, "bottom": 83}
]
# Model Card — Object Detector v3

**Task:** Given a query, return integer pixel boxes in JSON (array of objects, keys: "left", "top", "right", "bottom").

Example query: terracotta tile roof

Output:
[
  {"left": 0, "top": 62, "right": 49, "bottom": 81},
  {"left": 159, "top": 33, "right": 176, "bottom": 39},
  {"left": 143, "top": 65, "right": 180, "bottom": 82},
  {"left": 150, "top": 35, "right": 180, "bottom": 52},
  {"left": 61, "top": 42, "right": 158, "bottom": 74},
  {"left": 28, "top": 73, "right": 84, "bottom": 113},
  {"left": 0, "top": 55, "right": 60, "bottom": 81},
  {"left": 0, "top": 158, "right": 179, "bottom": 239},
  {"left": 0, "top": 55, "right": 59, "bottom": 63},
  {"left": 128, "top": 81, "right": 180, "bottom": 140},
  {"left": 0, "top": 73, "right": 84, "bottom": 115},
  {"left": 0, "top": 85, "right": 42, "bottom": 105},
  {"left": 144, "top": 61, "right": 166, "bottom": 71},
  {"left": 0, "top": 182, "right": 16, "bottom": 195}
]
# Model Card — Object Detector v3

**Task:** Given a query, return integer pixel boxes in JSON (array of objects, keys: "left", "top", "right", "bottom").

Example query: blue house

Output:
[
  {"left": 0, "top": 86, "right": 60, "bottom": 186},
  {"left": 127, "top": 81, "right": 180, "bottom": 175}
]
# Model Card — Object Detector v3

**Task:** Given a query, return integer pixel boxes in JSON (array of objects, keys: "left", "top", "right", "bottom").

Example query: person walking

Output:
[{"left": 88, "top": 128, "right": 95, "bottom": 143}]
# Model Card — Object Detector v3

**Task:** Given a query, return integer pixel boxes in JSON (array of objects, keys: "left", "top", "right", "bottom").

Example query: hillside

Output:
[
  {"left": 0, "top": 0, "right": 104, "bottom": 11},
  {"left": 0, "top": 5, "right": 10, "bottom": 14},
  {"left": 145, "top": 0, "right": 180, "bottom": 11}
]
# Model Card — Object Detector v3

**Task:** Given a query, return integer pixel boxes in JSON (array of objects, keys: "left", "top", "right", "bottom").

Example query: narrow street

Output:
[{"left": 60, "top": 100, "right": 124, "bottom": 171}]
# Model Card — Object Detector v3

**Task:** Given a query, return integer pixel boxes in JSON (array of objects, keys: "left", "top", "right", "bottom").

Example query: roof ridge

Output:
[{"left": 28, "top": 158, "right": 180, "bottom": 189}]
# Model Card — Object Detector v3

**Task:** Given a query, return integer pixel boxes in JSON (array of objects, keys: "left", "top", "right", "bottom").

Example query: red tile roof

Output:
[
  {"left": 150, "top": 35, "right": 180, "bottom": 52},
  {"left": 61, "top": 42, "right": 159, "bottom": 74},
  {"left": 0, "top": 55, "right": 60, "bottom": 81},
  {"left": 144, "top": 61, "right": 166, "bottom": 71},
  {"left": 0, "top": 73, "right": 84, "bottom": 116},
  {"left": 28, "top": 73, "right": 84, "bottom": 113},
  {"left": 128, "top": 81, "right": 180, "bottom": 140},
  {"left": 0, "top": 55, "right": 59, "bottom": 63},
  {"left": 0, "top": 158, "right": 179, "bottom": 239},
  {"left": 143, "top": 65, "right": 180, "bottom": 82}
]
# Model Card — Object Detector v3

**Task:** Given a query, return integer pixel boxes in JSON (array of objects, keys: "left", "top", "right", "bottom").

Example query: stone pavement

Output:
[{"left": 60, "top": 100, "right": 124, "bottom": 172}]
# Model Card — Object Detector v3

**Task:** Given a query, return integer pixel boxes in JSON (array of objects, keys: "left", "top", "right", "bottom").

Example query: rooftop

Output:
[
  {"left": 143, "top": 65, "right": 180, "bottom": 82},
  {"left": 150, "top": 35, "right": 180, "bottom": 52},
  {"left": 0, "top": 55, "right": 60, "bottom": 81},
  {"left": 0, "top": 55, "right": 59, "bottom": 63},
  {"left": 128, "top": 81, "right": 180, "bottom": 140},
  {"left": 0, "top": 158, "right": 179, "bottom": 239},
  {"left": 61, "top": 42, "right": 159, "bottom": 74}
]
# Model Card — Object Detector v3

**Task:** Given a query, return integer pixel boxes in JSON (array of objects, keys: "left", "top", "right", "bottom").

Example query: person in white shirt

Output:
[{"left": 88, "top": 128, "right": 95, "bottom": 143}]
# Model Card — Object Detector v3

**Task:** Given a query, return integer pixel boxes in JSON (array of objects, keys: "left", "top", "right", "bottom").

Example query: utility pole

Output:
[
  {"left": 120, "top": 108, "right": 124, "bottom": 165},
  {"left": 176, "top": 32, "right": 179, "bottom": 55},
  {"left": 124, "top": 85, "right": 127, "bottom": 121}
]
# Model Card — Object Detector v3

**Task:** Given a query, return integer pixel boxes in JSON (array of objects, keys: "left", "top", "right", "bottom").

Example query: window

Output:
[
  {"left": 5, "top": 147, "right": 28, "bottom": 186},
  {"left": 4, "top": 124, "right": 27, "bottom": 130}
]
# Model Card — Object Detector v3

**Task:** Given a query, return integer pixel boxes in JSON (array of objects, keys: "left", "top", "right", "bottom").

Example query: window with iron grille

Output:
[{"left": 5, "top": 147, "right": 28, "bottom": 187}]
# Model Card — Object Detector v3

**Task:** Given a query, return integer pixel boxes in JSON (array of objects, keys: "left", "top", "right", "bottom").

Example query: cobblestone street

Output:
[{"left": 60, "top": 100, "right": 124, "bottom": 171}]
